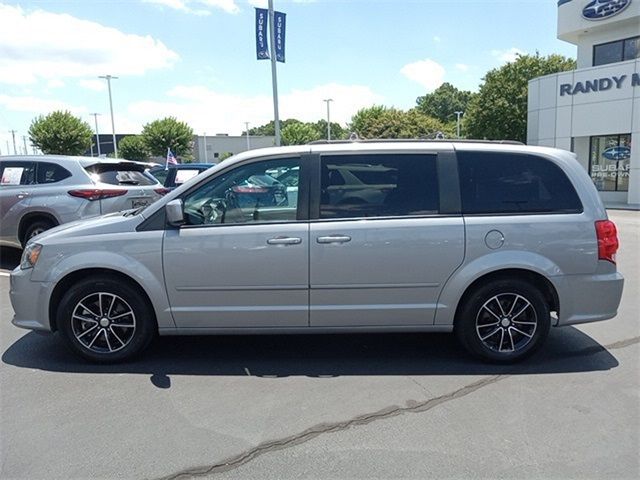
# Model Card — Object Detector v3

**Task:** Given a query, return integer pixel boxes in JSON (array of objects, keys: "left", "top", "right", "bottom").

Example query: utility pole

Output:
[
  {"left": 454, "top": 111, "right": 464, "bottom": 138},
  {"left": 268, "top": 0, "right": 281, "bottom": 146},
  {"left": 5, "top": 140, "right": 10, "bottom": 155},
  {"left": 9, "top": 130, "right": 17, "bottom": 155},
  {"left": 244, "top": 122, "right": 251, "bottom": 150},
  {"left": 90, "top": 113, "right": 101, "bottom": 156},
  {"left": 98, "top": 75, "right": 118, "bottom": 157},
  {"left": 22, "top": 136, "right": 28, "bottom": 155},
  {"left": 323, "top": 99, "right": 333, "bottom": 140},
  {"left": 203, "top": 133, "right": 208, "bottom": 162}
]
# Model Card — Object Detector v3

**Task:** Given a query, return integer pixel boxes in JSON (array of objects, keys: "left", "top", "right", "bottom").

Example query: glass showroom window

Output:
[
  {"left": 593, "top": 36, "right": 640, "bottom": 66},
  {"left": 589, "top": 134, "right": 631, "bottom": 192}
]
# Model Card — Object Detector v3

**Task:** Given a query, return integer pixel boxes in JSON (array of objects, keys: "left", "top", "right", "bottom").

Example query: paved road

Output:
[{"left": 1, "top": 211, "right": 638, "bottom": 479}]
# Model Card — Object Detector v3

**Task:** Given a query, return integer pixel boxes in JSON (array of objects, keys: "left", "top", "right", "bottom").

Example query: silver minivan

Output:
[
  {"left": 0, "top": 155, "right": 166, "bottom": 247},
  {"left": 9, "top": 141, "right": 624, "bottom": 363}
]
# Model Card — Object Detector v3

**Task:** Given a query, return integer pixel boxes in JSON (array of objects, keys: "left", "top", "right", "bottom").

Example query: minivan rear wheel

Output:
[
  {"left": 455, "top": 279, "right": 550, "bottom": 363},
  {"left": 57, "top": 276, "right": 155, "bottom": 363}
]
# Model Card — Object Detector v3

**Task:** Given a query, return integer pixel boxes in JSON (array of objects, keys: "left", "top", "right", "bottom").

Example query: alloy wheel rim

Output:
[
  {"left": 475, "top": 293, "right": 537, "bottom": 354},
  {"left": 29, "top": 227, "right": 45, "bottom": 238},
  {"left": 71, "top": 292, "right": 136, "bottom": 354}
]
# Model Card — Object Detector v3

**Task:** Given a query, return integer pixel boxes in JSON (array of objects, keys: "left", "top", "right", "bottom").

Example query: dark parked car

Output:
[{"left": 148, "top": 163, "right": 214, "bottom": 190}]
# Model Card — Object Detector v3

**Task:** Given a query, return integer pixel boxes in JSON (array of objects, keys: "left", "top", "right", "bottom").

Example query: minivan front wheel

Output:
[
  {"left": 57, "top": 276, "right": 155, "bottom": 363},
  {"left": 456, "top": 279, "right": 550, "bottom": 363}
]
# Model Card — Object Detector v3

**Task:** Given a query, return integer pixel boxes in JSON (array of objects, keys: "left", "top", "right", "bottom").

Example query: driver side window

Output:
[{"left": 182, "top": 158, "right": 300, "bottom": 226}]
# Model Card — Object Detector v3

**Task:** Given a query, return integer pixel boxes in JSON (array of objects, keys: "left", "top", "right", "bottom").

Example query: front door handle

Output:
[
  {"left": 16, "top": 192, "right": 30, "bottom": 199},
  {"left": 317, "top": 235, "right": 351, "bottom": 244},
  {"left": 267, "top": 236, "right": 302, "bottom": 245}
]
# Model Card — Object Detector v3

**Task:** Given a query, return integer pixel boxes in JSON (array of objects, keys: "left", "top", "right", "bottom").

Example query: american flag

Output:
[{"left": 165, "top": 148, "right": 178, "bottom": 169}]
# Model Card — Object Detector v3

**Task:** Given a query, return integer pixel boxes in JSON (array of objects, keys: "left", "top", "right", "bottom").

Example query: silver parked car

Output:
[
  {"left": 0, "top": 155, "right": 167, "bottom": 247},
  {"left": 9, "top": 141, "right": 624, "bottom": 363}
]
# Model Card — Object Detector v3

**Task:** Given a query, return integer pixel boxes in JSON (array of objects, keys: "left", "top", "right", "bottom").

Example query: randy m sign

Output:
[{"left": 560, "top": 73, "right": 640, "bottom": 96}]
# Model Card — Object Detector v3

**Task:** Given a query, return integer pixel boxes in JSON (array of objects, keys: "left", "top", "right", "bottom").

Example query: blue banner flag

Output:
[
  {"left": 255, "top": 8, "right": 269, "bottom": 60},
  {"left": 274, "top": 11, "right": 286, "bottom": 63}
]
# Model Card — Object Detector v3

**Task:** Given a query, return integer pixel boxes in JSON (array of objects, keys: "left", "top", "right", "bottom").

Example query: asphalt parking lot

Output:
[{"left": 1, "top": 210, "right": 638, "bottom": 480}]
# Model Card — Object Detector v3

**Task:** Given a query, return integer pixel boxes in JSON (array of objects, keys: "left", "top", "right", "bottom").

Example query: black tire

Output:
[
  {"left": 57, "top": 275, "right": 155, "bottom": 363},
  {"left": 22, "top": 219, "right": 56, "bottom": 246},
  {"left": 455, "top": 279, "right": 550, "bottom": 363}
]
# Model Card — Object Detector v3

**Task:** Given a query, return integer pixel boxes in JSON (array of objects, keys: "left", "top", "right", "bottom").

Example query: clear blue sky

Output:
[{"left": 0, "top": 0, "right": 575, "bottom": 152}]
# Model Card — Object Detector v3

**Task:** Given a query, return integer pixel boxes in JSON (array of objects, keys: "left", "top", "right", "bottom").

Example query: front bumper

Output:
[
  {"left": 552, "top": 270, "right": 624, "bottom": 326},
  {"left": 10, "top": 267, "right": 52, "bottom": 332}
]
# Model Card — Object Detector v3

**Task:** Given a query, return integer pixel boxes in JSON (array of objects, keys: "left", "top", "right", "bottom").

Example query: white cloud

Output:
[
  {"left": 491, "top": 47, "right": 524, "bottom": 64},
  {"left": 400, "top": 59, "right": 445, "bottom": 92},
  {"left": 125, "top": 82, "right": 383, "bottom": 134},
  {"left": 455, "top": 63, "right": 470, "bottom": 72},
  {"left": 0, "top": 4, "right": 179, "bottom": 85},
  {"left": 78, "top": 79, "right": 107, "bottom": 92},
  {"left": 47, "top": 79, "right": 65, "bottom": 89},
  {"left": 144, "top": 0, "right": 239, "bottom": 14},
  {"left": 433, "top": 36, "right": 441, "bottom": 43},
  {"left": 0, "top": 94, "right": 87, "bottom": 115}
]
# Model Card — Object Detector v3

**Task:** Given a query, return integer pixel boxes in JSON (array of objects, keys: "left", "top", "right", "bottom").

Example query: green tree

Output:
[
  {"left": 415, "top": 83, "right": 475, "bottom": 124},
  {"left": 464, "top": 53, "right": 576, "bottom": 143},
  {"left": 118, "top": 135, "right": 151, "bottom": 162},
  {"left": 349, "top": 106, "right": 452, "bottom": 139},
  {"left": 281, "top": 121, "right": 321, "bottom": 145},
  {"left": 28, "top": 110, "right": 93, "bottom": 155},
  {"left": 246, "top": 119, "right": 301, "bottom": 136},
  {"left": 312, "top": 120, "right": 346, "bottom": 140},
  {"left": 141, "top": 117, "right": 194, "bottom": 158}
]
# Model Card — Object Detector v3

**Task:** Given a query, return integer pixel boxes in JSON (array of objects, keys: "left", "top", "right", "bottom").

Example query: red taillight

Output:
[
  {"left": 68, "top": 189, "right": 128, "bottom": 201},
  {"left": 595, "top": 220, "right": 619, "bottom": 264},
  {"left": 232, "top": 185, "right": 268, "bottom": 193},
  {"left": 154, "top": 188, "right": 171, "bottom": 195}
]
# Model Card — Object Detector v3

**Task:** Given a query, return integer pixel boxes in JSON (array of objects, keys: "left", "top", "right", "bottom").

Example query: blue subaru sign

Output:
[
  {"left": 603, "top": 146, "right": 631, "bottom": 161},
  {"left": 582, "top": 0, "right": 631, "bottom": 20}
]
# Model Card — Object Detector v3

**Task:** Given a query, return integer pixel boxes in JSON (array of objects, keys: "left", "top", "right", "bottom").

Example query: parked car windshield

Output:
[{"left": 85, "top": 163, "right": 158, "bottom": 186}]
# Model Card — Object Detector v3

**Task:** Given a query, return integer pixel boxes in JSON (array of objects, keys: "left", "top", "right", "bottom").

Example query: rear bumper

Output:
[
  {"left": 552, "top": 270, "right": 624, "bottom": 326},
  {"left": 9, "top": 267, "right": 52, "bottom": 332}
]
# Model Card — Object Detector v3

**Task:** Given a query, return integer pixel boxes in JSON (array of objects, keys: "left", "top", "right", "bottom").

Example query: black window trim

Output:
[
  {"left": 308, "top": 150, "right": 459, "bottom": 222},
  {"left": 456, "top": 151, "right": 584, "bottom": 216},
  {"left": 592, "top": 35, "right": 640, "bottom": 66},
  {"left": 151, "top": 153, "right": 311, "bottom": 231}
]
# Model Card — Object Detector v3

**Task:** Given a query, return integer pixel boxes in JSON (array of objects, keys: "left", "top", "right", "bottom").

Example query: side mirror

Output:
[{"left": 166, "top": 199, "right": 185, "bottom": 226}]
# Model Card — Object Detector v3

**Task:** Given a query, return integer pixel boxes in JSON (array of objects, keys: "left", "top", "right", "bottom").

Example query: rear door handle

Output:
[
  {"left": 16, "top": 192, "right": 30, "bottom": 199},
  {"left": 267, "top": 236, "right": 302, "bottom": 245},
  {"left": 317, "top": 235, "right": 351, "bottom": 244}
]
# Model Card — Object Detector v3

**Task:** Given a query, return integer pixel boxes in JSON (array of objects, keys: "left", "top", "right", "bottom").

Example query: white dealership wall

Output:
[{"left": 528, "top": 0, "right": 640, "bottom": 205}]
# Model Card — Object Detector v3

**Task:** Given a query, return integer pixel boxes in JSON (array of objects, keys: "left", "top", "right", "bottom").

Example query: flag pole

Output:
[{"left": 268, "top": 0, "right": 281, "bottom": 146}]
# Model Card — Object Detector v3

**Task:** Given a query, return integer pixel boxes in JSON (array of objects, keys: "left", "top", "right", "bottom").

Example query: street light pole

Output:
[
  {"left": 454, "top": 111, "right": 464, "bottom": 139},
  {"left": 268, "top": 0, "right": 281, "bottom": 146},
  {"left": 323, "top": 99, "right": 333, "bottom": 141},
  {"left": 22, "top": 136, "right": 28, "bottom": 155},
  {"left": 203, "top": 132, "right": 208, "bottom": 162},
  {"left": 244, "top": 122, "right": 251, "bottom": 150},
  {"left": 99, "top": 75, "right": 119, "bottom": 157},
  {"left": 90, "top": 113, "right": 101, "bottom": 156},
  {"left": 9, "top": 130, "right": 17, "bottom": 155}
]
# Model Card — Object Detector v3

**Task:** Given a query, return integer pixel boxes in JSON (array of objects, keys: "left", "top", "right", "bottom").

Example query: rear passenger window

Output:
[
  {"left": 36, "top": 162, "right": 71, "bottom": 184},
  {"left": 320, "top": 154, "right": 439, "bottom": 219},
  {"left": 0, "top": 162, "right": 35, "bottom": 185},
  {"left": 458, "top": 152, "right": 583, "bottom": 214}
]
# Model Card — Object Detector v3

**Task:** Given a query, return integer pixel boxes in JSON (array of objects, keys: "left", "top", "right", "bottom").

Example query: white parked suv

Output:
[{"left": 9, "top": 141, "right": 624, "bottom": 363}]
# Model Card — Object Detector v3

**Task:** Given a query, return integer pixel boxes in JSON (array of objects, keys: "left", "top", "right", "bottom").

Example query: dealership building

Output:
[{"left": 527, "top": 0, "right": 639, "bottom": 206}]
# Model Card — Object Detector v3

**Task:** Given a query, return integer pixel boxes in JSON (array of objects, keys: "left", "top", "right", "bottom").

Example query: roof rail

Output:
[{"left": 307, "top": 138, "right": 524, "bottom": 146}]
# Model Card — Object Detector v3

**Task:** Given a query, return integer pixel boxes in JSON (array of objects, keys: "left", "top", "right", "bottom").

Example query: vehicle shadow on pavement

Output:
[{"left": 2, "top": 326, "right": 619, "bottom": 388}]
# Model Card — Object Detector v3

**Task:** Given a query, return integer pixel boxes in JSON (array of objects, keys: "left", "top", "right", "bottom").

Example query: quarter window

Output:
[
  {"left": 182, "top": 158, "right": 300, "bottom": 225},
  {"left": 458, "top": 152, "right": 582, "bottom": 214},
  {"left": 36, "top": 162, "right": 71, "bottom": 184},
  {"left": 319, "top": 154, "right": 439, "bottom": 219}
]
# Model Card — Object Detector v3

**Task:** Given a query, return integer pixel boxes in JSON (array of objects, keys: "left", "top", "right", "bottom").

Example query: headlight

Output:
[{"left": 20, "top": 243, "right": 43, "bottom": 270}]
